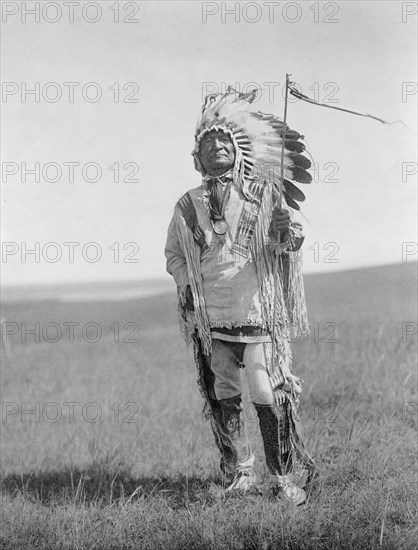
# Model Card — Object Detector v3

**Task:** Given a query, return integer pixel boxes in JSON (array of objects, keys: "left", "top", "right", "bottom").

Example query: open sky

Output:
[{"left": 2, "top": 0, "right": 417, "bottom": 287}]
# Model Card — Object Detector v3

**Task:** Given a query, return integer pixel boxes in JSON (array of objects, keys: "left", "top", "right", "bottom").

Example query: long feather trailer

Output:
[{"left": 288, "top": 81, "right": 405, "bottom": 126}]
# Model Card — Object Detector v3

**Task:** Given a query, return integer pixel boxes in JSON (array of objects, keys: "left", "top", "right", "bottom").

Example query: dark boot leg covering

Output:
[
  {"left": 255, "top": 403, "right": 292, "bottom": 475},
  {"left": 211, "top": 394, "right": 251, "bottom": 477}
]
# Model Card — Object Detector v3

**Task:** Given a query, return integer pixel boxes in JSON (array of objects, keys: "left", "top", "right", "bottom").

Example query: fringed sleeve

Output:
[
  {"left": 164, "top": 214, "right": 190, "bottom": 291},
  {"left": 171, "top": 207, "right": 212, "bottom": 356}
]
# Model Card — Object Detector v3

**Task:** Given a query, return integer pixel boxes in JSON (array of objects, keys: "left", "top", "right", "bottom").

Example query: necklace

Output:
[{"left": 203, "top": 173, "right": 232, "bottom": 235}]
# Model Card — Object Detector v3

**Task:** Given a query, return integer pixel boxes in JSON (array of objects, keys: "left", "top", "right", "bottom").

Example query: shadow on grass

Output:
[{"left": 1, "top": 467, "right": 220, "bottom": 508}]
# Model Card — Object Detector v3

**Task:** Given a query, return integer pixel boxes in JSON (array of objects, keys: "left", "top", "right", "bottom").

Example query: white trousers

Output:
[{"left": 210, "top": 339, "right": 275, "bottom": 405}]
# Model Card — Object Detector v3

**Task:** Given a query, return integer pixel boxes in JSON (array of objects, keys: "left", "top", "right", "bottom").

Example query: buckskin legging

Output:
[{"left": 207, "top": 338, "right": 292, "bottom": 480}]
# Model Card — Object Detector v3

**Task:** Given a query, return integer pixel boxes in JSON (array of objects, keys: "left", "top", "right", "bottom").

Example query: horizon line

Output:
[{"left": 1, "top": 261, "right": 416, "bottom": 291}]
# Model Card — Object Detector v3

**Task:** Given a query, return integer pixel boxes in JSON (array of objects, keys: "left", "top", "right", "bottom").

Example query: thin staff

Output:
[{"left": 271, "top": 72, "right": 290, "bottom": 383}]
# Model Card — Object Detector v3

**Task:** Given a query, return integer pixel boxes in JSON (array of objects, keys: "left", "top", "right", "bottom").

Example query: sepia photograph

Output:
[{"left": 1, "top": 1, "right": 417, "bottom": 549}]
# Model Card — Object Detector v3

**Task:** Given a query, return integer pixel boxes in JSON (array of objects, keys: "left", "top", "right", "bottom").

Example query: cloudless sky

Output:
[{"left": 2, "top": 0, "right": 417, "bottom": 286}]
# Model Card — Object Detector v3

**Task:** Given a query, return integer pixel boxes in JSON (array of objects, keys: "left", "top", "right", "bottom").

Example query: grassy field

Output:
[{"left": 1, "top": 263, "right": 417, "bottom": 550}]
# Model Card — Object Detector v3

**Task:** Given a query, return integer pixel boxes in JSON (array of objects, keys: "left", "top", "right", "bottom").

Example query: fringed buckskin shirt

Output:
[{"left": 165, "top": 175, "right": 306, "bottom": 353}]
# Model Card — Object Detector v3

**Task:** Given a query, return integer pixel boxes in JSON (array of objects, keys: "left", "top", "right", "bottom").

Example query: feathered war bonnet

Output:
[{"left": 192, "top": 86, "right": 312, "bottom": 209}]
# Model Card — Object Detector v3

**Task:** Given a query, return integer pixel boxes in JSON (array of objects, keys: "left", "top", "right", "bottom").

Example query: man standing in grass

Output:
[{"left": 165, "top": 88, "right": 315, "bottom": 504}]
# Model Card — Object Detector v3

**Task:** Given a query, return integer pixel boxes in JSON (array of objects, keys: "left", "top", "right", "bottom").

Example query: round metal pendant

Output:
[{"left": 212, "top": 219, "right": 228, "bottom": 235}]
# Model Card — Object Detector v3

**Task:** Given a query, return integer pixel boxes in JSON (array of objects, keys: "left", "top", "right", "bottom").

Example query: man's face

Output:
[{"left": 198, "top": 130, "right": 236, "bottom": 175}]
